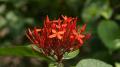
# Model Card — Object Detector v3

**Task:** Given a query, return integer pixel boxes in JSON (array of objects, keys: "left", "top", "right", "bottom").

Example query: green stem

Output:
[
  {"left": 49, "top": 62, "right": 64, "bottom": 67},
  {"left": 56, "top": 62, "right": 64, "bottom": 67}
]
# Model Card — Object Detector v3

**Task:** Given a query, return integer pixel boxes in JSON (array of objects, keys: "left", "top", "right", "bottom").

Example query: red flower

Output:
[
  {"left": 49, "top": 29, "right": 65, "bottom": 39},
  {"left": 72, "top": 30, "right": 85, "bottom": 44},
  {"left": 26, "top": 15, "right": 89, "bottom": 62}
]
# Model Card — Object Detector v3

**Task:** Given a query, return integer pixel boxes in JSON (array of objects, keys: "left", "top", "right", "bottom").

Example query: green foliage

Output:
[
  {"left": 0, "top": 16, "right": 7, "bottom": 28},
  {"left": 0, "top": 45, "right": 52, "bottom": 62},
  {"left": 63, "top": 49, "right": 79, "bottom": 60},
  {"left": 98, "top": 20, "right": 120, "bottom": 51},
  {"left": 101, "top": 7, "right": 112, "bottom": 19},
  {"left": 0, "top": 4, "right": 6, "bottom": 14},
  {"left": 82, "top": 0, "right": 109, "bottom": 21},
  {"left": 76, "top": 59, "right": 113, "bottom": 67},
  {"left": 49, "top": 62, "right": 64, "bottom": 67},
  {"left": 115, "top": 62, "right": 120, "bottom": 67}
]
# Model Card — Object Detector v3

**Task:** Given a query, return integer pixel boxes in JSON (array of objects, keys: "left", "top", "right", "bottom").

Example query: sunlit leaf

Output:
[
  {"left": 76, "top": 59, "right": 113, "bottom": 67},
  {"left": 63, "top": 49, "right": 79, "bottom": 59},
  {"left": 115, "top": 62, "right": 120, "bottom": 67},
  {"left": 101, "top": 7, "right": 113, "bottom": 19}
]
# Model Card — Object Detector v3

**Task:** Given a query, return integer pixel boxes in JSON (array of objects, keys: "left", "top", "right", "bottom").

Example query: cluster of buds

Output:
[{"left": 26, "top": 15, "right": 90, "bottom": 62}]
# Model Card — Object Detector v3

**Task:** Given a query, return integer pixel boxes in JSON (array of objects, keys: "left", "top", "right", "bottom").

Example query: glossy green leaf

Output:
[
  {"left": 63, "top": 49, "right": 79, "bottom": 59},
  {"left": 76, "top": 59, "right": 113, "bottom": 67},
  {"left": 0, "top": 46, "right": 52, "bottom": 62},
  {"left": 98, "top": 20, "right": 120, "bottom": 51}
]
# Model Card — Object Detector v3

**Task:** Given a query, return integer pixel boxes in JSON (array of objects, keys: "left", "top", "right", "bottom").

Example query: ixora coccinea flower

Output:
[{"left": 26, "top": 15, "right": 90, "bottom": 63}]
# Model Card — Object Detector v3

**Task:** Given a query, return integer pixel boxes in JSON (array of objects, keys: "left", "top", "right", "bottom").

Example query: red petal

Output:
[
  {"left": 62, "top": 15, "right": 67, "bottom": 20},
  {"left": 78, "top": 38, "right": 83, "bottom": 44},
  {"left": 34, "top": 27, "right": 40, "bottom": 42},
  {"left": 56, "top": 25, "right": 61, "bottom": 28},
  {"left": 57, "top": 34, "right": 62, "bottom": 39},
  {"left": 80, "top": 24, "right": 86, "bottom": 32},
  {"left": 62, "top": 24, "right": 67, "bottom": 28},
  {"left": 67, "top": 18, "right": 72, "bottom": 22},
  {"left": 49, "top": 34, "right": 56, "bottom": 38},
  {"left": 51, "top": 23, "right": 56, "bottom": 28},
  {"left": 36, "top": 29, "right": 41, "bottom": 32},
  {"left": 78, "top": 34, "right": 85, "bottom": 38},
  {"left": 46, "top": 15, "right": 50, "bottom": 22},
  {"left": 52, "top": 29, "right": 57, "bottom": 33},
  {"left": 58, "top": 31, "right": 65, "bottom": 34},
  {"left": 72, "top": 30, "right": 78, "bottom": 35},
  {"left": 70, "top": 35, "right": 75, "bottom": 41},
  {"left": 52, "top": 20, "right": 58, "bottom": 22}
]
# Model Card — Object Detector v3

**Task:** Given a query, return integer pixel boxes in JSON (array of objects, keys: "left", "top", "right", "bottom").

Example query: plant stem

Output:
[
  {"left": 49, "top": 62, "right": 64, "bottom": 67},
  {"left": 56, "top": 62, "right": 64, "bottom": 67}
]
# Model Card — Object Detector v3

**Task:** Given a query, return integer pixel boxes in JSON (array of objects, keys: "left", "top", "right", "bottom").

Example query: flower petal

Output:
[
  {"left": 78, "top": 34, "right": 85, "bottom": 38},
  {"left": 62, "top": 24, "right": 67, "bottom": 28},
  {"left": 62, "top": 15, "right": 67, "bottom": 20},
  {"left": 36, "top": 29, "right": 41, "bottom": 32},
  {"left": 72, "top": 30, "right": 78, "bottom": 35},
  {"left": 80, "top": 24, "right": 86, "bottom": 32},
  {"left": 57, "top": 34, "right": 63, "bottom": 39},
  {"left": 52, "top": 29, "right": 57, "bottom": 33},
  {"left": 56, "top": 25, "right": 61, "bottom": 28},
  {"left": 58, "top": 31, "right": 65, "bottom": 34},
  {"left": 78, "top": 38, "right": 83, "bottom": 44},
  {"left": 49, "top": 34, "right": 56, "bottom": 38},
  {"left": 46, "top": 15, "right": 50, "bottom": 22}
]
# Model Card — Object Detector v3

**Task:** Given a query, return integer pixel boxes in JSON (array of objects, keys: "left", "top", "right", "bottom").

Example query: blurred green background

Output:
[{"left": 0, "top": 0, "right": 120, "bottom": 67}]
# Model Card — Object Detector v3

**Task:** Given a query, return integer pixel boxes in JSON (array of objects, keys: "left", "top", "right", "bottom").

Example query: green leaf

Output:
[
  {"left": 115, "top": 62, "right": 120, "bottom": 67},
  {"left": 101, "top": 7, "right": 112, "bottom": 19},
  {"left": 6, "top": 11, "right": 18, "bottom": 22},
  {"left": 0, "top": 16, "right": 7, "bottom": 28},
  {"left": 49, "top": 62, "right": 64, "bottom": 67},
  {"left": 31, "top": 45, "right": 41, "bottom": 53},
  {"left": 0, "top": 46, "right": 52, "bottom": 62},
  {"left": 115, "top": 15, "right": 120, "bottom": 20},
  {"left": 82, "top": 0, "right": 109, "bottom": 21},
  {"left": 98, "top": 20, "right": 120, "bottom": 51},
  {"left": 0, "top": 4, "right": 6, "bottom": 14},
  {"left": 63, "top": 49, "right": 79, "bottom": 59},
  {"left": 76, "top": 59, "right": 113, "bottom": 67}
]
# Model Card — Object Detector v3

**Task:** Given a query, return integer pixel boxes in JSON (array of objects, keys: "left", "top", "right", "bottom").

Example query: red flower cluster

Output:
[{"left": 26, "top": 15, "right": 89, "bottom": 62}]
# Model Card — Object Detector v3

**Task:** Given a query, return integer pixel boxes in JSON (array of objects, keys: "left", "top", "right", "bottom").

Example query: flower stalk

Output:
[{"left": 49, "top": 62, "right": 64, "bottom": 67}]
